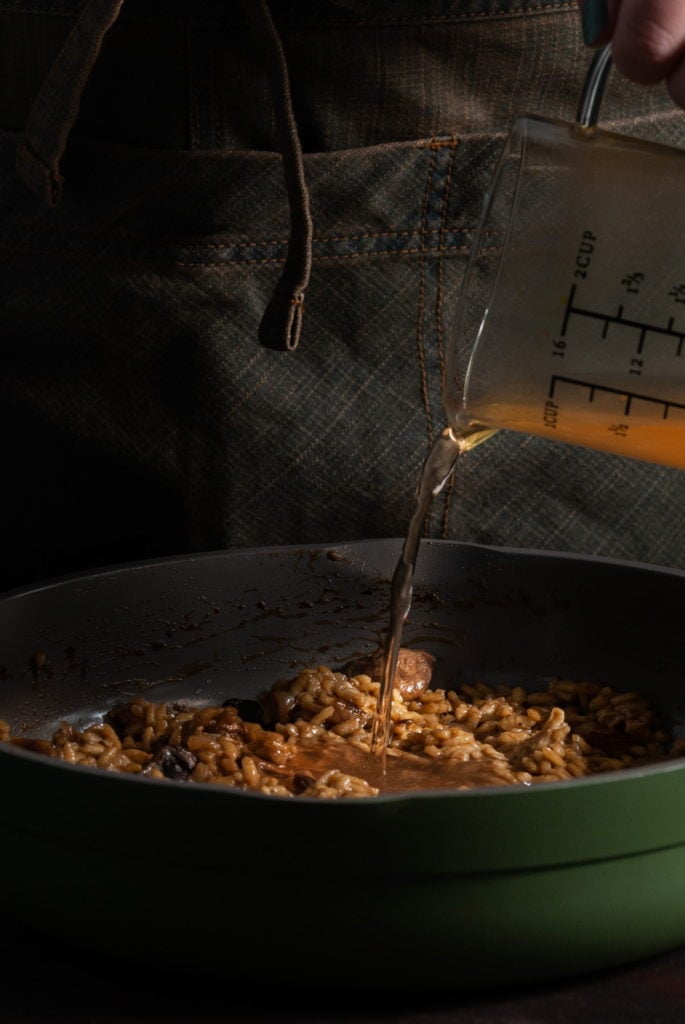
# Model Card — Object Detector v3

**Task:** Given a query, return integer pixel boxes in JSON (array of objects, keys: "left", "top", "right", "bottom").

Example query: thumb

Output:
[{"left": 610, "top": 0, "right": 685, "bottom": 85}]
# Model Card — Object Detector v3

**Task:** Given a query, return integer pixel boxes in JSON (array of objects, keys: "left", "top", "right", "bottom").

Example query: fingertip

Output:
[{"left": 611, "top": 0, "right": 685, "bottom": 86}]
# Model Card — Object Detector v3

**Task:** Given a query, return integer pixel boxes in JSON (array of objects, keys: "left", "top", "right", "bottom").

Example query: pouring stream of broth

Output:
[{"left": 371, "top": 421, "right": 496, "bottom": 759}]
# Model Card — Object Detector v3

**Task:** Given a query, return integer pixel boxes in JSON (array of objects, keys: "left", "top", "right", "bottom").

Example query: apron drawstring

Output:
[
  {"left": 15, "top": 0, "right": 313, "bottom": 352},
  {"left": 241, "top": 0, "right": 313, "bottom": 352}
]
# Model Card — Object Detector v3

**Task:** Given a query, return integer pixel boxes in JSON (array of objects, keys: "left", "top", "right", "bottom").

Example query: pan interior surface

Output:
[{"left": 1, "top": 540, "right": 684, "bottom": 736}]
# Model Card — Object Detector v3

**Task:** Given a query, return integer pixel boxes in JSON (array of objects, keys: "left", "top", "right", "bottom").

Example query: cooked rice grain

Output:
[{"left": 2, "top": 666, "right": 683, "bottom": 799}]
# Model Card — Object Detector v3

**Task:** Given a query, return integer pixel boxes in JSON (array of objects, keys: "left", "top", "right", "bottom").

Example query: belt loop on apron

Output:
[{"left": 16, "top": 0, "right": 125, "bottom": 206}]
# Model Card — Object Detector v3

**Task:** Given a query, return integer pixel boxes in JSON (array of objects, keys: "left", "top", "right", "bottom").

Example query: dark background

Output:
[{"left": 3, "top": 922, "right": 685, "bottom": 1024}]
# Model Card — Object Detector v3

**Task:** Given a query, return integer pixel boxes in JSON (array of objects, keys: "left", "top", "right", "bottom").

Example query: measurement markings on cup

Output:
[
  {"left": 548, "top": 376, "right": 685, "bottom": 420},
  {"left": 561, "top": 284, "right": 685, "bottom": 357}
]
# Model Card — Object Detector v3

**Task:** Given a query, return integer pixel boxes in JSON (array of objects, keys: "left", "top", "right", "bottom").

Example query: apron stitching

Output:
[
  {"left": 133, "top": 227, "right": 483, "bottom": 248},
  {"left": 435, "top": 139, "right": 457, "bottom": 396},
  {"left": 174, "top": 245, "right": 482, "bottom": 265},
  {"left": 314, "top": 2, "right": 579, "bottom": 25},
  {"left": 416, "top": 139, "right": 457, "bottom": 538},
  {"left": 0, "top": 243, "right": 475, "bottom": 266},
  {"left": 156, "top": 228, "right": 488, "bottom": 261},
  {"left": 0, "top": 1, "right": 578, "bottom": 28},
  {"left": 415, "top": 144, "right": 438, "bottom": 446},
  {"left": 436, "top": 140, "right": 458, "bottom": 539}
]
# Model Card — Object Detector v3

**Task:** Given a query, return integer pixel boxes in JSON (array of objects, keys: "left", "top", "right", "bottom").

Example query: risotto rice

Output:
[{"left": 1, "top": 649, "right": 682, "bottom": 798}]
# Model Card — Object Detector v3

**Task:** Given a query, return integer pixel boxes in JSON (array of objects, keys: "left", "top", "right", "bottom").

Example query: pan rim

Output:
[{"left": 2, "top": 537, "right": 685, "bottom": 603}]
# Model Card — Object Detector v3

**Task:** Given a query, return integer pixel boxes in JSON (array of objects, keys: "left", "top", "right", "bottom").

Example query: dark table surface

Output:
[{"left": 4, "top": 920, "right": 685, "bottom": 1024}]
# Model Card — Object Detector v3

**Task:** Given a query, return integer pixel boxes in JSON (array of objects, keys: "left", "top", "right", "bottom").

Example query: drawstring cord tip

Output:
[{"left": 258, "top": 287, "right": 305, "bottom": 352}]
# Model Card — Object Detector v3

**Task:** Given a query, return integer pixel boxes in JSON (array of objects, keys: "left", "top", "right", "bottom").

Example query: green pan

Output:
[{"left": 0, "top": 540, "right": 684, "bottom": 990}]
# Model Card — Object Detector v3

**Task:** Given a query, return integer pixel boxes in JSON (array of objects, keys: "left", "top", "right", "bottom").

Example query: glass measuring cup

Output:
[{"left": 445, "top": 46, "right": 685, "bottom": 470}]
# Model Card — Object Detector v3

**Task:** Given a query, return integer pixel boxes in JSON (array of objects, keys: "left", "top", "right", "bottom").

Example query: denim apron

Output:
[{"left": 0, "top": 0, "right": 683, "bottom": 590}]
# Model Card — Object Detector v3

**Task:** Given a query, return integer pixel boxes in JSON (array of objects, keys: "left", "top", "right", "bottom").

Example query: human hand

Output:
[{"left": 580, "top": 0, "right": 685, "bottom": 108}]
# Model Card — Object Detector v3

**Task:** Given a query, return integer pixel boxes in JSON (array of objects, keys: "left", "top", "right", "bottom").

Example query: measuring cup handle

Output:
[{"left": 576, "top": 44, "right": 613, "bottom": 128}]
